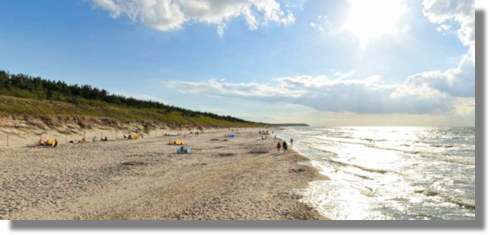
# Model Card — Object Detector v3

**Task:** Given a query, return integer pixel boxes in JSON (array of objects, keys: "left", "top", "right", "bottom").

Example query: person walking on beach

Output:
[
  {"left": 276, "top": 142, "right": 281, "bottom": 153},
  {"left": 282, "top": 141, "right": 288, "bottom": 153}
]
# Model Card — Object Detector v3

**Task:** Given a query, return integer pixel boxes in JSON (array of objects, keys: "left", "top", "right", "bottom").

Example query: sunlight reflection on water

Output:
[{"left": 281, "top": 126, "right": 475, "bottom": 220}]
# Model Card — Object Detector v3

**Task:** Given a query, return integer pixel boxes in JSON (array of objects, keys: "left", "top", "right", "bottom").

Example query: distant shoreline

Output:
[{"left": 272, "top": 123, "right": 310, "bottom": 127}]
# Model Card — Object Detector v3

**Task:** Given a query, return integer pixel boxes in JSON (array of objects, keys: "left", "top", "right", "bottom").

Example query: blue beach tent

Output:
[{"left": 177, "top": 146, "right": 192, "bottom": 154}]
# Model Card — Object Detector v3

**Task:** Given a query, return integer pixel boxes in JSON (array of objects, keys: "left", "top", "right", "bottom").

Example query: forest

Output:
[{"left": 0, "top": 70, "right": 255, "bottom": 125}]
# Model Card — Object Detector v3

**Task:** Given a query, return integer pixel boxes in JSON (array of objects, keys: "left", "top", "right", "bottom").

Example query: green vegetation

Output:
[{"left": 0, "top": 70, "right": 261, "bottom": 127}]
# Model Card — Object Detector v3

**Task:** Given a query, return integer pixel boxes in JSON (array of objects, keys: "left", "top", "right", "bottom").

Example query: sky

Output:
[{"left": 0, "top": 0, "right": 475, "bottom": 126}]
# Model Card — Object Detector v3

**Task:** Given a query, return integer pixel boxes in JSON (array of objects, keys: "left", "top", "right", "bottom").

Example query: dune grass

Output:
[{"left": 0, "top": 95, "right": 261, "bottom": 128}]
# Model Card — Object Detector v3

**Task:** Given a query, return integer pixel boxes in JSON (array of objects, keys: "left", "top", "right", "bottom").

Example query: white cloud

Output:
[
  {"left": 422, "top": 0, "right": 475, "bottom": 50},
  {"left": 165, "top": 78, "right": 307, "bottom": 98},
  {"left": 89, "top": 0, "right": 294, "bottom": 35},
  {"left": 334, "top": 71, "right": 354, "bottom": 80},
  {"left": 416, "top": 0, "right": 475, "bottom": 85},
  {"left": 92, "top": 0, "right": 119, "bottom": 15},
  {"left": 436, "top": 24, "right": 452, "bottom": 33},
  {"left": 452, "top": 97, "right": 475, "bottom": 116},
  {"left": 391, "top": 0, "right": 475, "bottom": 111},
  {"left": 398, "top": 54, "right": 475, "bottom": 98},
  {"left": 163, "top": 73, "right": 457, "bottom": 115},
  {"left": 310, "top": 15, "right": 332, "bottom": 32}
]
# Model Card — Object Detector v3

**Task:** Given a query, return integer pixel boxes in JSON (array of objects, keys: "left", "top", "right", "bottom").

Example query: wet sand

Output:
[{"left": 0, "top": 129, "right": 327, "bottom": 220}]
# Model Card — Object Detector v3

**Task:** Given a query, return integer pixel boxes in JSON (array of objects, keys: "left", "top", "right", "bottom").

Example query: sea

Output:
[{"left": 276, "top": 126, "right": 475, "bottom": 220}]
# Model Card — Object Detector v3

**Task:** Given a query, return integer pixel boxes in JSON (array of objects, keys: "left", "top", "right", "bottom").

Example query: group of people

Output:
[
  {"left": 259, "top": 130, "right": 270, "bottom": 135},
  {"left": 92, "top": 136, "right": 108, "bottom": 142},
  {"left": 275, "top": 138, "right": 293, "bottom": 153},
  {"left": 68, "top": 138, "right": 86, "bottom": 143},
  {"left": 164, "top": 133, "right": 179, "bottom": 136},
  {"left": 123, "top": 134, "right": 143, "bottom": 139}
]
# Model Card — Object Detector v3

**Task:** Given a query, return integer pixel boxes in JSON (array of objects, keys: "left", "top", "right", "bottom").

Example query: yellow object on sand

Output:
[
  {"left": 130, "top": 135, "right": 140, "bottom": 139},
  {"left": 45, "top": 139, "right": 57, "bottom": 147},
  {"left": 169, "top": 140, "right": 185, "bottom": 145}
]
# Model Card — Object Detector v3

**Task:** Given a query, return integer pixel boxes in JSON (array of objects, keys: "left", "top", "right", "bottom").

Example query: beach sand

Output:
[{"left": 0, "top": 128, "right": 327, "bottom": 220}]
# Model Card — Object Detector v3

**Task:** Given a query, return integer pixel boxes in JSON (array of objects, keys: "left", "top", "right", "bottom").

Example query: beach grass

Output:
[{"left": 0, "top": 95, "right": 260, "bottom": 127}]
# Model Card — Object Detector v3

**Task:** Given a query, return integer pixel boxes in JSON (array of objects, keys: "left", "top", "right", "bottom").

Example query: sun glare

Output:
[{"left": 342, "top": 0, "right": 407, "bottom": 49}]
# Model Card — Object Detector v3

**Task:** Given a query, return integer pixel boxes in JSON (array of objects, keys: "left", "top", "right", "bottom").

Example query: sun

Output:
[{"left": 342, "top": 0, "right": 407, "bottom": 49}]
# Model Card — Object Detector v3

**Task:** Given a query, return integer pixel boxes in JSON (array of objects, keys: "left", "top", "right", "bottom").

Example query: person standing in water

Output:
[{"left": 290, "top": 138, "right": 293, "bottom": 146}]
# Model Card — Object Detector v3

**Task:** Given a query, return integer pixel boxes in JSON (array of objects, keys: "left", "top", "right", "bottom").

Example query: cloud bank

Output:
[
  {"left": 90, "top": 0, "right": 294, "bottom": 36},
  {"left": 164, "top": 74, "right": 458, "bottom": 114}
]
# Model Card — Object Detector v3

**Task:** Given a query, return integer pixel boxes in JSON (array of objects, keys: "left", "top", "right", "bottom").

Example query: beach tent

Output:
[
  {"left": 34, "top": 139, "right": 57, "bottom": 148},
  {"left": 47, "top": 139, "right": 57, "bottom": 146},
  {"left": 176, "top": 146, "right": 192, "bottom": 154},
  {"left": 169, "top": 140, "right": 185, "bottom": 145},
  {"left": 129, "top": 134, "right": 143, "bottom": 139},
  {"left": 46, "top": 140, "right": 58, "bottom": 147}
]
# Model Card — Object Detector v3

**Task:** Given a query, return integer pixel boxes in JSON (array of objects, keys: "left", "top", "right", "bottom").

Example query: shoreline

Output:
[{"left": 0, "top": 128, "right": 328, "bottom": 220}]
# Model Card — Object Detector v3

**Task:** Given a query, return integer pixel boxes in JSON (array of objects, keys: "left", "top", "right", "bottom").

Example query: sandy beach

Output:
[{"left": 0, "top": 128, "right": 327, "bottom": 220}]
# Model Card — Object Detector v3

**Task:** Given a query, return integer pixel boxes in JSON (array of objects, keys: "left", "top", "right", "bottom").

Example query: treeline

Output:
[{"left": 0, "top": 70, "right": 251, "bottom": 123}]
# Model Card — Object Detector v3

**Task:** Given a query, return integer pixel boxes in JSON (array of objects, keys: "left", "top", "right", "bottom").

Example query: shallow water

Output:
[{"left": 277, "top": 126, "right": 475, "bottom": 220}]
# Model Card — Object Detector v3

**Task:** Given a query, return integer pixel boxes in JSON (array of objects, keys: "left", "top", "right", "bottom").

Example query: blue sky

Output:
[{"left": 0, "top": 0, "right": 475, "bottom": 126}]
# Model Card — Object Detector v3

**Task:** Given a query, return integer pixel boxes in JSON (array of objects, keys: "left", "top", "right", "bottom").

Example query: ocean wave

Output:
[
  {"left": 306, "top": 144, "right": 339, "bottom": 156},
  {"left": 298, "top": 144, "right": 393, "bottom": 175},
  {"left": 430, "top": 144, "right": 455, "bottom": 148},
  {"left": 418, "top": 152, "right": 475, "bottom": 165},
  {"left": 327, "top": 159, "right": 391, "bottom": 174},
  {"left": 307, "top": 136, "right": 475, "bottom": 166},
  {"left": 351, "top": 185, "right": 376, "bottom": 197},
  {"left": 418, "top": 189, "right": 475, "bottom": 209}
]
